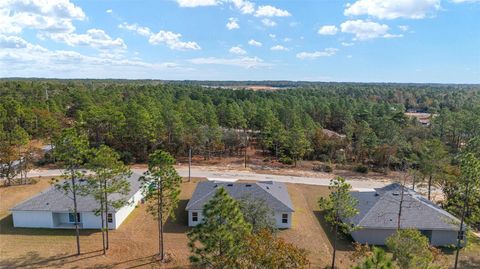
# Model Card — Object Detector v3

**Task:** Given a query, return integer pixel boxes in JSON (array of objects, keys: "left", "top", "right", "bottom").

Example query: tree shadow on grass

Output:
[
  {"left": 0, "top": 250, "right": 105, "bottom": 268},
  {"left": 313, "top": 210, "right": 354, "bottom": 252},
  {"left": 0, "top": 214, "right": 97, "bottom": 236},
  {"left": 163, "top": 199, "right": 189, "bottom": 234}
]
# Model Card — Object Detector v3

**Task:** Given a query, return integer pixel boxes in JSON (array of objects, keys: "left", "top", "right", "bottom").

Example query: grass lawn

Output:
[{"left": 1, "top": 177, "right": 479, "bottom": 268}]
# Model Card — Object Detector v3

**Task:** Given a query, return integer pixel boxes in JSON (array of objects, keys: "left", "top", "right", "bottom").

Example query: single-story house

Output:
[
  {"left": 345, "top": 183, "right": 464, "bottom": 246},
  {"left": 10, "top": 172, "right": 143, "bottom": 229},
  {"left": 186, "top": 181, "right": 294, "bottom": 228}
]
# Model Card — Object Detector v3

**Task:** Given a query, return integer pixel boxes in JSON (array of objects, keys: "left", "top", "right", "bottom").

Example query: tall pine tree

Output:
[
  {"left": 318, "top": 177, "right": 359, "bottom": 269},
  {"left": 140, "top": 150, "right": 181, "bottom": 261},
  {"left": 188, "top": 187, "right": 251, "bottom": 268}
]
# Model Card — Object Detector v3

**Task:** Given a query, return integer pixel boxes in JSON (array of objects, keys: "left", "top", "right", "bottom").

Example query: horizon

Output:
[
  {"left": 0, "top": 0, "right": 479, "bottom": 83},
  {"left": 1, "top": 77, "right": 480, "bottom": 86}
]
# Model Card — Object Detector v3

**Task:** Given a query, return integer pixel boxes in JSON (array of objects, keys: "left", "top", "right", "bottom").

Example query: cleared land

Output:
[{"left": 0, "top": 178, "right": 478, "bottom": 268}]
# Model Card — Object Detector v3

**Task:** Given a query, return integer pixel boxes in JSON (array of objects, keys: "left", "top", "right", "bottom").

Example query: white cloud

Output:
[
  {"left": 398, "top": 25, "right": 409, "bottom": 32},
  {"left": 119, "top": 22, "right": 201, "bottom": 50},
  {"left": 261, "top": 18, "right": 277, "bottom": 27},
  {"left": 189, "top": 56, "right": 270, "bottom": 68},
  {"left": 340, "top": 20, "right": 401, "bottom": 40},
  {"left": 176, "top": 0, "right": 220, "bottom": 7},
  {"left": 229, "top": 46, "right": 246, "bottom": 55},
  {"left": 0, "top": 0, "right": 85, "bottom": 34},
  {"left": 344, "top": 0, "right": 441, "bottom": 20},
  {"left": 0, "top": 34, "right": 28, "bottom": 48},
  {"left": 296, "top": 48, "right": 338, "bottom": 59},
  {"left": 270, "top": 45, "right": 289, "bottom": 51},
  {"left": 231, "top": 0, "right": 255, "bottom": 14},
  {"left": 341, "top": 42, "right": 354, "bottom": 47},
  {"left": 269, "top": 34, "right": 276, "bottom": 39},
  {"left": 0, "top": 1, "right": 127, "bottom": 52},
  {"left": 318, "top": 25, "right": 338, "bottom": 35},
  {"left": 0, "top": 36, "right": 179, "bottom": 78},
  {"left": 149, "top": 31, "right": 201, "bottom": 50},
  {"left": 451, "top": 0, "right": 480, "bottom": 2},
  {"left": 226, "top": 17, "right": 240, "bottom": 30},
  {"left": 118, "top": 23, "right": 152, "bottom": 37},
  {"left": 248, "top": 39, "right": 262, "bottom": 47},
  {"left": 255, "top": 5, "right": 291, "bottom": 17},
  {"left": 42, "top": 29, "right": 127, "bottom": 51},
  {"left": 106, "top": 9, "right": 113, "bottom": 13},
  {"left": 283, "top": 37, "right": 292, "bottom": 42}
]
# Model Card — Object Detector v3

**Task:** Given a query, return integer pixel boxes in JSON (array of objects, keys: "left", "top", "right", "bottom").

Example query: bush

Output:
[
  {"left": 313, "top": 164, "right": 333, "bottom": 173},
  {"left": 354, "top": 165, "right": 368, "bottom": 174},
  {"left": 279, "top": 156, "right": 293, "bottom": 165}
]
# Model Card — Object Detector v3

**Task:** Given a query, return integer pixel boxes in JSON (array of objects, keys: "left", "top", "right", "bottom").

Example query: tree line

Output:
[{"left": 1, "top": 80, "right": 479, "bottom": 224}]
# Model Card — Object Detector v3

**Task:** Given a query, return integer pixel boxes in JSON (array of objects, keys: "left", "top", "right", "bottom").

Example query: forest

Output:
[{"left": 1, "top": 80, "right": 480, "bottom": 224}]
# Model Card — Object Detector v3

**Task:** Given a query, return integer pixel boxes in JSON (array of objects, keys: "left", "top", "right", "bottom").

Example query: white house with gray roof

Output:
[
  {"left": 10, "top": 172, "right": 143, "bottom": 230},
  {"left": 345, "top": 183, "right": 464, "bottom": 246},
  {"left": 186, "top": 181, "right": 294, "bottom": 228}
]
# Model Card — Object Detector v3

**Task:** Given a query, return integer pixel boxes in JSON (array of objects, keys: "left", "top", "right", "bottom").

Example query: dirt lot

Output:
[{"left": 1, "top": 178, "right": 478, "bottom": 269}]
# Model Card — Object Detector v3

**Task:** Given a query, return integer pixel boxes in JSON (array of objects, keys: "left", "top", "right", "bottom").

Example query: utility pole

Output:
[{"left": 188, "top": 147, "right": 192, "bottom": 182}]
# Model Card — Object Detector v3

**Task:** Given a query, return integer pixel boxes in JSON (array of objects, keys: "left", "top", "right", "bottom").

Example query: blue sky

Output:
[{"left": 0, "top": 0, "right": 479, "bottom": 83}]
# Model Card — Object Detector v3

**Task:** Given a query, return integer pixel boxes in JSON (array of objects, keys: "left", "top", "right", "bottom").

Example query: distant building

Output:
[
  {"left": 345, "top": 184, "right": 464, "bottom": 246},
  {"left": 10, "top": 173, "right": 143, "bottom": 229},
  {"left": 186, "top": 181, "right": 294, "bottom": 228}
]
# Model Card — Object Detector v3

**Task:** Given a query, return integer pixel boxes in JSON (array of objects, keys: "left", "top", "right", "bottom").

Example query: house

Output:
[
  {"left": 186, "top": 181, "right": 294, "bottom": 228},
  {"left": 10, "top": 172, "right": 143, "bottom": 229},
  {"left": 345, "top": 183, "right": 464, "bottom": 246}
]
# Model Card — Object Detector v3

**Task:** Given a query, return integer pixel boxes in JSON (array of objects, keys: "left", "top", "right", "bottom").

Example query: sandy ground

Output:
[
  {"left": 1, "top": 177, "right": 477, "bottom": 268},
  {"left": 0, "top": 177, "right": 350, "bottom": 268}
]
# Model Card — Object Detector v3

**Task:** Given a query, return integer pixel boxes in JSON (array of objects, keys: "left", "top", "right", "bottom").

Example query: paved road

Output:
[{"left": 18, "top": 166, "right": 388, "bottom": 190}]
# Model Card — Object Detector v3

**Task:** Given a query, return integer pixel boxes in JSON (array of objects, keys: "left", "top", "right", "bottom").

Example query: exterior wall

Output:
[
  {"left": 113, "top": 188, "right": 143, "bottom": 229},
  {"left": 188, "top": 210, "right": 204, "bottom": 227},
  {"left": 431, "top": 230, "right": 460, "bottom": 246},
  {"left": 82, "top": 212, "right": 102, "bottom": 229},
  {"left": 274, "top": 212, "right": 292, "bottom": 229},
  {"left": 352, "top": 228, "right": 460, "bottom": 247},
  {"left": 351, "top": 229, "right": 396, "bottom": 245},
  {"left": 12, "top": 189, "right": 144, "bottom": 230},
  {"left": 187, "top": 210, "right": 293, "bottom": 229},
  {"left": 12, "top": 211, "right": 53, "bottom": 228}
]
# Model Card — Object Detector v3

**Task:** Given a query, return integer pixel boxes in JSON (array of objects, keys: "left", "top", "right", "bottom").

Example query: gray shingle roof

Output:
[
  {"left": 10, "top": 172, "right": 142, "bottom": 212},
  {"left": 185, "top": 181, "right": 294, "bottom": 212},
  {"left": 347, "top": 183, "right": 460, "bottom": 231}
]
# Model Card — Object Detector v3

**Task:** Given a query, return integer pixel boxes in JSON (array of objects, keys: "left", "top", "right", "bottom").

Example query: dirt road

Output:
[{"left": 16, "top": 165, "right": 390, "bottom": 190}]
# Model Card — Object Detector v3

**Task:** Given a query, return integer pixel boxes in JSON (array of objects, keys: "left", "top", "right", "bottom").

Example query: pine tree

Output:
[
  {"left": 319, "top": 177, "right": 359, "bottom": 269},
  {"left": 85, "top": 145, "right": 131, "bottom": 254},
  {"left": 52, "top": 128, "right": 89, "bottom": 256},
  {"left": 140, "top": 150, "right": 181, "bottom": 261},
  {"left": 386, "top": 229, "right": 434, "bottom": 269},
  {"left": 352, "top": 247, "right": 393, "bottom": 269},
  {"left": 242, "top": 229, "right": 309, "bottom": 269},
  {"left": 452, "top": 137, "right": 480, "bottom": 269},
  {"left": 188, "top": 187, "right": 252, "bottom": 268}
]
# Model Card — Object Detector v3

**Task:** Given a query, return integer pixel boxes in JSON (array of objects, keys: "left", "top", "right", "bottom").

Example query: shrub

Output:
[
  {"left": 354, "top": 165, "right": 368, "bottom": 174},
  {"left": 279, "top": 156, "right": 293, "bottom": 165},
  {"left": 313, "top": 164, "right": 333, "bottom": 173}
]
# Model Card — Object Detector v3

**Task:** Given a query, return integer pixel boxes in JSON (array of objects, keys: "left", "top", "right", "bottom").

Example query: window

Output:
[
  {"left": 282, "top": 213, "right": 288, "bottom": 224},
  {"left": 192, "top": 212, "right": 198, "bottom": 222},
  {"left": 68, "top": 213, "right": 81, "bottom": 223},
  {"left": 107, "top": 213, "right": 113, "bottom": 223}
]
